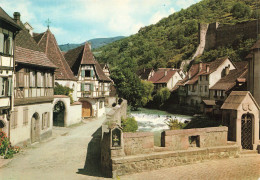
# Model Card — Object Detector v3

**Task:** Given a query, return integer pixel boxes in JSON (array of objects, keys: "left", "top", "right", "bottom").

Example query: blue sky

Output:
[{"left": 0, "top": 0, "right": 201, "bottom": 45}]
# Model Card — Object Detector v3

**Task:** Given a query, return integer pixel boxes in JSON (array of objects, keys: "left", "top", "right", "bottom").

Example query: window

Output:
[
  {"left": 200, "top": 86, "right": 202, "bottom": 92},
  {"left": 200, "top": 76, "right": 202, "bottom": 81},
  {"left": 214, "top": 90, "right": 217, "bottom": 97},
  {"left": 81, "top": 69, "right": 93, "bottom": 78},
  {"left": 85, "top": 70, "right": 91, "bottom": 77},
  {"left": 204, "top": 86, "right": 208, "bottom": 92},
  {"left": 11, "top": 108, "right": 18, "bottom": 129},
  {"left": 81, "top": 83, "right": 93, "bottom": 92},
  {"left": 206, "top": 75, "right": 208, "bottom": 81},
  {"left": 0, "top": 77, "right": 8, "bottom": 97},
  {"left": 221, "top": 90, "right": 224, "bottom": 97},
  {"left": 23, "top": 107, "right": 29, "bottom": 125},
  {"left": 24, "top": 69, "right": 29, "bottom": 87},
  {"left": 42, "top": 112, "right": 49, "bottom": 130},
  {"left": 0, "top": 33, "right": 13, "bottom": 55},
  {"left": 99, "top": 101, "right": 103, "bottom": 109}
]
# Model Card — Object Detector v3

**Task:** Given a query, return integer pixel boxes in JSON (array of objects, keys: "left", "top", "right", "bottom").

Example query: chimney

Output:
[
  {"left": 225, "top": 66, "right": 230, "bottom": 76},
  {"left": 206, "top": 65, "right": 209, "bottom": 73},
  {"left": 188, "top": 71, "right": 191, "bottom": 79},
  {"left": 13, "top": 12, "right": 21, "bottom": 23},
  {"left": 164, "top": 70, "right": 167, "bottom": 76}
]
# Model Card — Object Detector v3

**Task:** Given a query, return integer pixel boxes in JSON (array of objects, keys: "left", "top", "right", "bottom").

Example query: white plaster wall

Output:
[
  {"left": 209, "top": 59, "right": 235, "bottom": 88},
  {"left": 166, "top": 73, "right": 182, "bottom": 90},
  {"left": 1, "top": 56, "right": 14, "bottom": 68},
  {"left": 67, "top": 104, "right": 82, "bottom": 126},
  {"left": 97, "top": 99, "right": 106, "bottom": 117},
  {"left": 10, "top": 102, "right": 53, "bottom": 145}
]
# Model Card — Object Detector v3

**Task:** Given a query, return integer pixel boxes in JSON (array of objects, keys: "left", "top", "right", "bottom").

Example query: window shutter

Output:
[
  {"left": 37, "top": 72, "right": 41, "bottom": 87},
  {"left": 81, "top": 83, "right": 84, "bottom": 91},
  {"left": 0, "top": 33, "right": 4, "bottom": 53},
  {"left": 0, "top": 77, "right": 3, "bottom": 96},
  {"left": 8, "top": 78, "right": 12, "bottom": 96},
  {"left": 42, "top": 114, "right": 45, "bottom": 130},
  {"left": 18, "top": 72, "right": 24, "bottom": 87},
  {"left": 29, "top": 71, "right": 33, "bottom": 87},
  {"left": 90, "top": 84, "right": 94, "bottom": 91},
  {"left": 90, "top": 69, "right": 94, "bottom": 77},
  {"left": 23, "top": 107, "right": 28, "bottom": 125},
  {"left": 81, "top": 70, "right": 85, "bottom": 77},
  {"left": 8, "top": 37, "right": 12, "bottom": 55},
  {"left": 49, "top": 73, "right": 53, "bottom": 87},
  {"left": 47, "top": 112, "right": 50, "bottom": 127}
]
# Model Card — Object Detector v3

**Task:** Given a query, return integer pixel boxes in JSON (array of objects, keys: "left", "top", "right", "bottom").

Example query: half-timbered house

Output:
[
  {"left": 11, "top": 13, "right": 56, "bottom": 145},
  {"left": 64, "top": 43, "right": 111, "bottom": 118},
  {"left": 0, "top": 8, "right": 21, "bottom": 137}
]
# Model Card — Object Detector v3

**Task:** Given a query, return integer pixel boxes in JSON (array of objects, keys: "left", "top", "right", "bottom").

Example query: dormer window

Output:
[
  {"left": 81, "top": 69, "right": 93, "bottom": 78},
  {"left": 85, "top": 70, "right": 91, "bottom": 77}
]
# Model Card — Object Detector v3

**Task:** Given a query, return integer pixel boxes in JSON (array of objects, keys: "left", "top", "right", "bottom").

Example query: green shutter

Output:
[
  {"left": 90, "top": 70, "right": 93, "bottom": 77},
  {"left": 8, "top": 78, "right": 12, "bottom": 96},
  {"left": 81, "top": 70, "right": 85, "bottom": 77},
  {"left": 0, "top": 33, "right": 4, "bottom": 53},
  {"left": 81, "top": 83, "right": 84, "bottom": 91},
  {"left": 90, "top": 84, "right": 93, "bottom": 91}
]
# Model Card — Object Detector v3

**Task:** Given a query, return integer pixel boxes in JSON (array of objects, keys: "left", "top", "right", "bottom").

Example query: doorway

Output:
[
  {"left": 241, "top": 113, "right": 253, "bottom": 150},
  {"left": 31, "top": 113, "right": 40, "bottom": 143},
  {"left": 82, "top": 101, "right": 92, "bottom": 118}
]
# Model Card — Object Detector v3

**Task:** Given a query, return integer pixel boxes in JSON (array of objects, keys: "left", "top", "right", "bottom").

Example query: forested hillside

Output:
[
  {"left": 95, "top": 0, "right": 259, "bottom": 71},
  {"left": 94, "top": 0, "right": 259, "bottom": 109}
]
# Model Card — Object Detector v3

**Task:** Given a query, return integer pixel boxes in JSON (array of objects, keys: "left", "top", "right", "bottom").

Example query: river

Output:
[{"left": 130, "top": 108, "right": 193, "bottom": 132}]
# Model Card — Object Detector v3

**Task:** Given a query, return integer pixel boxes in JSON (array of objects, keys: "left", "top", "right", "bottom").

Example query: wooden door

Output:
[
  {"left": 31, "top": 114, "right": 39, "bottom": 143},
  {"left": 82, "top": 101, "right": 92, "bottom": 117}
]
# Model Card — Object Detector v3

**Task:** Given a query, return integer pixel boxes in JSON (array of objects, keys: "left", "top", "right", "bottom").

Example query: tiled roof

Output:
[
  {"left": 202, "top": 100, "right": 216, "bottom": 106},
  {"left": 251, "top": 39, "right": 260, "bottom": 50},
  {"left": 15, "top": 22, "right": 56, "bottom": 69},
  {"left": 221, "top": 91, "right": 260, "bottom": 110},
  {"left": 33, "top": 29, "right": 77, "bottom": 81},
  {"left": 185, "top": 63, "right": 208, "bottom": 85},
  {"left": 0, "top": 8, "right": 21, "bottom": 30},
  {"left": 202, "top": 57, "right": 229, "bottom": 75},
  {"left": 15, "top": 46, "right": 56, "bottom": 68},
  {"left": 234, "top": 61, "right": 248, "bottom": 70},
  {"left": 16, "top": 23, "right": 43, "bottom": 52},
  {"left": 137, "top": 68, "right": 153, "bottom": 80},
  {"left": 210, "top": 66, "right": 248, "bottom": 91},
  {"left": 148, "top": 68, "right": 178, "bottom": 84},
  {"left": 64, "top": 42, "right": 111, "bottom": 82}
]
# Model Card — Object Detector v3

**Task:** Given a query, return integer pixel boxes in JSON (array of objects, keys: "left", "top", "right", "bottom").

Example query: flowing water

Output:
[{"left": 130, "top": 108, "right": 193, "bottom": 132}]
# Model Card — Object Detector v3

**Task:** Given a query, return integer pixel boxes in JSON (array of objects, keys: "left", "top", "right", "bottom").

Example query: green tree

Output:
[
  {"left": 230, "top": 2, "right": 251, "bottom": 19},
  {"left": 141, "top": 80, "right": 154, "bottom": 106},
  {"left": 54, "top": 83, "right": 74, "bottom": 103},
  {"left": 121, "top": 116, "right": 138, "bottom": 132},
  {"left": 153, "top": 87, "right": 171, "bottom": 108}
]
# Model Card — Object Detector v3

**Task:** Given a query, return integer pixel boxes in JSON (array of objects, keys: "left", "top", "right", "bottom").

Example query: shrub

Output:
[
  {"left": 112, "top": 102, "right": 117, "bottom": 107},
  {"left": 0, "top": 131, "right": 20, "bottom": 159},
  {"left": 118, "top": 98, "right": 123, "bottom": 105},
  {"left": 230, "top": 2, "right": 251, "bottom": 19},
  {"left": 165, "top": 118, "right": 186, "bottom": 130},
  {"left": 54, "top": 83, "right": 74, "bottom": 103},
  {"left": 121, "top": 116, "right": 138, "bottom": 132},
  {"left": 153, "top": 87, "right": 171, "bottom": 108}
]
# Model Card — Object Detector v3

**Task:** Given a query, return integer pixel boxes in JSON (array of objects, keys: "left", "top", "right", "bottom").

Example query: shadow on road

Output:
[{"left": 77, "top": 126, "right": 105, "bottom": 178}]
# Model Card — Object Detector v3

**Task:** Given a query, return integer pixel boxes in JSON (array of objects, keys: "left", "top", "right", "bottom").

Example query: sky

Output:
[{"left": 0, "top": 0, "right": 201, "bottom": 45}]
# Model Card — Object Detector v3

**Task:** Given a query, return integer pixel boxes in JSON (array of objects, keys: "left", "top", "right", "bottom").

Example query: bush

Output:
[
  {"left": 112, "top": 102, "right": 117, "bottom": 107},
  {"left": 0, "top": 131, "right": 20, "bottom": 159},
  {"left": 54, "top": 83, "right": 74, "bottom": 103},
  {"left": 165, "top": 118, "right": 186, "bottom": 130},
  {"left": 153, "top": 87, "right": 171, "bottom": 108},
  {"left": 230, "top": 2, "right": 251, "bottom": 19},
  {"left": 118, "top": 98, "right": 123, "bottom": 105},
  {"left": 121, "top": 116, "right": 138, "bottom": 132}
]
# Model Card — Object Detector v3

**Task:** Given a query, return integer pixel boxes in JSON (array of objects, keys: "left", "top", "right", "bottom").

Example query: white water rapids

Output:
[{"left": 130, "top": 109, "right": 193, "bottom": 132}]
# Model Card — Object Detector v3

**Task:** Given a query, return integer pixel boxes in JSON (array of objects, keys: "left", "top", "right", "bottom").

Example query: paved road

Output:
[
  {"left": 120, "top": 154, "right": 260, "bottom": 180},
  {"left": 0, "top": 115, "right": 107, "bottom": 180}
]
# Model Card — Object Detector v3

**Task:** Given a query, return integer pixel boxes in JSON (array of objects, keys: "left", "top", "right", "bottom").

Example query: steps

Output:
[{"left": 240, "top": 150, "right": 259, "bottom": 157}]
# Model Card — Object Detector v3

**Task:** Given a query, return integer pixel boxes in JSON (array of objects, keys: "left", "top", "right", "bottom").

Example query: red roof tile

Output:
[
  {"left": 15, "top": 46, "right": 56, "bottom": 68},
  {"left": 33, "top": 29, "right": 77, "bottom": 81},
  {"left": 210, "top": 68, "right": 248, "bottom": 91},
  {"left": 148, "top": 68, "right": 177, "bottom": 84},
  {"left": 64, "top": 42, "right": 111, "bottom": 82}
]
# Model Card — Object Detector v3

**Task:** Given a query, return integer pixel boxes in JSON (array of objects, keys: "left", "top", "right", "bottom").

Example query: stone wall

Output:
[
  {"left": 161, "top": 127, "right": 228, "bottom": 151},
  {"left": 123, "top": 132, "right": 154, "bottom": 156},
  {"left": 112, "top": 146, "right": 239, "bottom": 177},
  {"left": 203, "top": 20, "right": 260, "bottom": 51}
]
